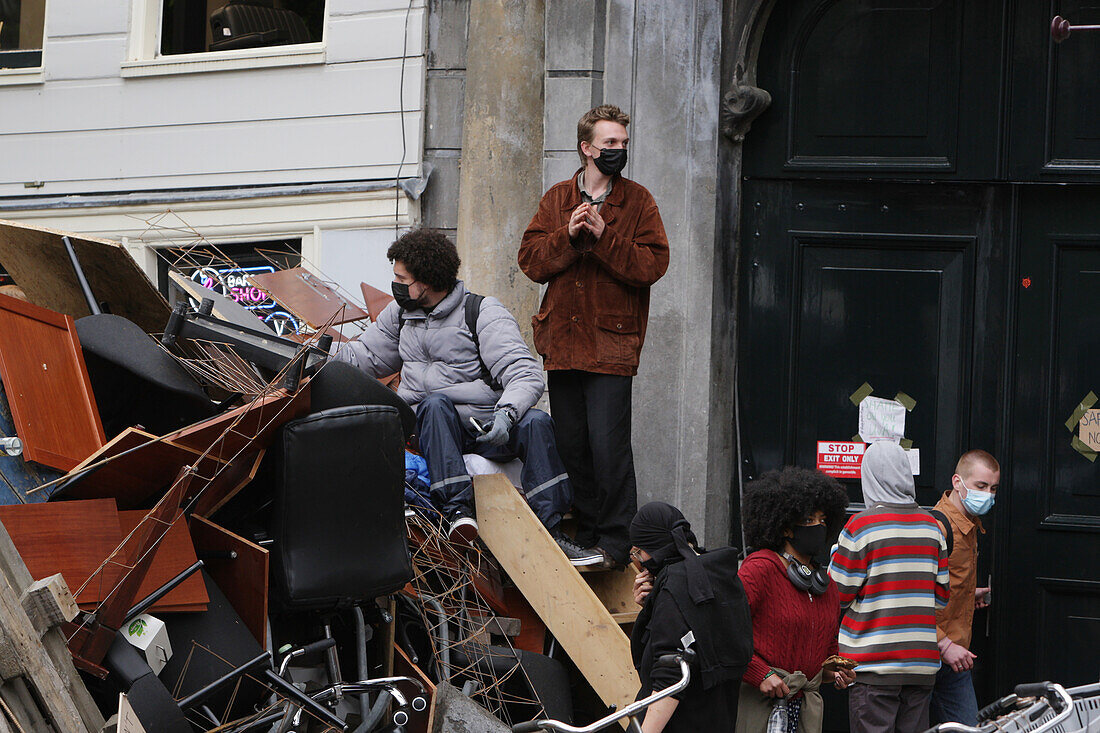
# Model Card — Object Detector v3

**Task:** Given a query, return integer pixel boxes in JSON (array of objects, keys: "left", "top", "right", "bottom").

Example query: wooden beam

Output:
[
  {"left": 472, "top": 474, "right": 639, "bottom": 713},
  {"left": 0, "top": 519, "right": 104, "bottom": 731}
]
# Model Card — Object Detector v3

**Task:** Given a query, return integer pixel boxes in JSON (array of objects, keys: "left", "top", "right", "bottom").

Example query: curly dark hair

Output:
[
  {"left": 741, "top": 466, "right": 850, "bottom": 552},
  {"left": 386, "top": 228, "right": 460, "bottom": 292}
]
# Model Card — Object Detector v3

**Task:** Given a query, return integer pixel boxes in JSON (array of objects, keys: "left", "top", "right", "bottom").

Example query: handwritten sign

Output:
[
  {"left": 858, "top": 396, "right": 907, "bottom": 443},
  {"left": 1081, "top": 409, "right": 1100, "bottom": 452}
]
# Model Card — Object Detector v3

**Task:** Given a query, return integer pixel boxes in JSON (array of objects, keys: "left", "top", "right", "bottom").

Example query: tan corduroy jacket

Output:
[{"left": 518, "top": 172, "right": 669, "bottom": 376}]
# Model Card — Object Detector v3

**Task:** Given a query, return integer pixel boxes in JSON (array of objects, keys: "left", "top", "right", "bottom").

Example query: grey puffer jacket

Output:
[{"left": 333, "top": 281, "right": 545, "bottom": 423}]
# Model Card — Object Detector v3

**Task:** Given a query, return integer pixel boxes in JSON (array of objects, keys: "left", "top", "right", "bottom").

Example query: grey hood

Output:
[{"left": 861, "top": 440, "right": 916, "bottom": 505}]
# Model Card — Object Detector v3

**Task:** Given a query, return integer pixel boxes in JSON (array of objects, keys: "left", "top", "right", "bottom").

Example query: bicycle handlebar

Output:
[
  {"left": 920, "top": 682, "right": 1073, "bottom": 733},
  {"left": 510, "top": 650, "right": 695, "bottom": 733}
]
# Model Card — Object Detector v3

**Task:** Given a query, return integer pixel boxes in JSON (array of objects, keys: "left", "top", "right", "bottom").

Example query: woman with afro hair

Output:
[{"left": 734, "top": 466, "right": 854, "bottom": 733}]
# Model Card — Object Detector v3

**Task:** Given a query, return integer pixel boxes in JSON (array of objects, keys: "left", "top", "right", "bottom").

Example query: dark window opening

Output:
[
  {"left": 160, "top": 0, "right": 324, "bottom": 56},
  {"left": 0, "top": 0, "right": 46, "bottom": 69},
  {"left": 157, "top": 239, "right": 304, "bottom": 337}
]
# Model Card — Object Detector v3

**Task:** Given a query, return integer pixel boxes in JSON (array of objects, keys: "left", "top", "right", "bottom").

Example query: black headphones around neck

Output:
[{"left": 781, "top": 552, "right": 830, "bottom": 596}]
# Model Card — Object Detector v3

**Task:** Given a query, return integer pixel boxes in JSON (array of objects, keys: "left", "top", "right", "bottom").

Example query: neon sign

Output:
[{"left": 188, "top": 265, "right": 302, "bottom": 337}]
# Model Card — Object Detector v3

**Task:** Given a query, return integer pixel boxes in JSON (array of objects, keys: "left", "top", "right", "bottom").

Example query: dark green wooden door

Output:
[{"left": 738, "top": 0, "right": 1100, "bottom": 719}]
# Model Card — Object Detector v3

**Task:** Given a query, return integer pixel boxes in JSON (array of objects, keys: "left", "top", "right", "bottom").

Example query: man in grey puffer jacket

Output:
[{"left": 335, "top": 230, "right": 593, "bottom": 562}]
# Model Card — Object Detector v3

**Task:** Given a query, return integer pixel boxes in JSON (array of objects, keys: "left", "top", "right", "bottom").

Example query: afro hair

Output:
[
  {"left": 386, "top": 228, "right": 460, "bottom": 293},
  {"left": 741, "top": 466, "right": 850, "bottom": 552}
]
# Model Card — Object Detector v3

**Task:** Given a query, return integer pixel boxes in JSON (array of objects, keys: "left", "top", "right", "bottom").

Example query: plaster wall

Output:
[{"left": 423, "top": 0, "right": 732, "bottom": 544}]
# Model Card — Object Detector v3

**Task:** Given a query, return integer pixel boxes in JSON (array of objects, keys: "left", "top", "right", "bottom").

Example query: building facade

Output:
[{"left": 0, "top": 0, "right": 426, "bottom": 302}]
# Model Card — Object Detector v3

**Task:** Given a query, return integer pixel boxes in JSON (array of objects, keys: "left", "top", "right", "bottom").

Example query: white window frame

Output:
[
  {"left": 0, "top": 0, "right": 47, "bottom": 86},
  {"left": 121, "top": 0, "right": 327, "bottom": 78}
]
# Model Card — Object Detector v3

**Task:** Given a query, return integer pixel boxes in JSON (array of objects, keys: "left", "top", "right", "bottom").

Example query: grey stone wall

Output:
[{"left": 423, "top": 0, "right": 733, "bottom": 546}]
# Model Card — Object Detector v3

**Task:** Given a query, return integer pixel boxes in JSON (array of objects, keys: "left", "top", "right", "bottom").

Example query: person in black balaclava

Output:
[{"left": 629, "top": 502, "right": 753, "bottom": 732}]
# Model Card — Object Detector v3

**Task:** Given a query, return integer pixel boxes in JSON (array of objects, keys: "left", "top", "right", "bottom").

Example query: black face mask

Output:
[
  {"left": 391, "top": 281, "right": 421, "bottom": 311},
  {"left": 789, "top": 524, "right": 828, "bottom": 563},
  {"left": 640, "top": 557, "right": 662, "bottom": 575},
  {"left": 592, "top": 146, "right": 628, "bottom": 176}
]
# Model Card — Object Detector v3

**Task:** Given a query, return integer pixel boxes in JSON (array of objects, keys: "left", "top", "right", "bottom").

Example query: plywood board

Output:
[
  {"left": 118, "top": 511, "right": 208, "bottom": 613},
  {"left": 0, "top": 498, "right": 122, "bottom": 607},
  {"left": 0, "top": 293, "right": 105, "bottom": 471},
  {"left": 0, "top": 219, "right": 171, "bottom": 334},
  {"left": 249, "top": 267, "right": 368, "bottom": 329},
  {"left": 583, "top": 567, "right": 639, "bottom": 622},
  {"left": 472, "top": 474, "right": 638, "bottom": 713},
  {"left": 61, "top": 427, "right": 224, "bottom": 509},
  {"left": 188, "top": 515, "right": 267, "bottom": 646}
]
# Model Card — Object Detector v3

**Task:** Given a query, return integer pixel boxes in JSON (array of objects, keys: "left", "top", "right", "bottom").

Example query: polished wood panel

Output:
[
  {"left": 118, "top": 511, "right": 208, "bottom": 613},
  {"left": 0, "top": 293, "right": 105, "bottom": 471},
  {"left": 168, "top": 387, "right": 311, "bottom": 460},
  {"left": 249, "top": 266, "right": 368, "bottom": 329},
  {"left": 188, "top": 515, "right": 268, "bottom": 647},
  {"left": 359, "top": 281, "right": 394, "bottom": 322},
  {"left": 62, "top": 427, "right": 224, "bottom": 509},
  {"left": 0, "top": 499, "right": 120, "bottom": 607}
]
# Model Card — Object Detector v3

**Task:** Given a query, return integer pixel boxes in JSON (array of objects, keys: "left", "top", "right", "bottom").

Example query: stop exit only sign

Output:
[{"left": 816, "top": 441, "right": 866, "bottom": 478}]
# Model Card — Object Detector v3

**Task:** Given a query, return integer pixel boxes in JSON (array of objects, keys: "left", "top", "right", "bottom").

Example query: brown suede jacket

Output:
[{"left": 518, "top": 172, "right": 669, "bottom": 376}]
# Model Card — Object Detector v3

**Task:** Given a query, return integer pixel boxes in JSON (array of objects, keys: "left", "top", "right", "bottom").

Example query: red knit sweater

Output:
[{"left": 738, "top": 550, "right": 841, "bottom": 687}]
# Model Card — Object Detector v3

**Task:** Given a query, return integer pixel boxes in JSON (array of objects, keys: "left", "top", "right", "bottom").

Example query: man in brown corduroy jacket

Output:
[{"left": 518, "top": 104, "right": 669, "bottom": 568}]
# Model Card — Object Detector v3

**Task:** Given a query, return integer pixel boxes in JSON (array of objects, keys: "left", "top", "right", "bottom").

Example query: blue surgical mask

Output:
[{"left": 959, "top": 478, "right": 995, "bottom": 516}]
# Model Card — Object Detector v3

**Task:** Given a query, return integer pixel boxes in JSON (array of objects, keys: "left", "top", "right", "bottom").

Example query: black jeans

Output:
[{"left": 547, "top": 370, "right": 636, "bottom": 563}]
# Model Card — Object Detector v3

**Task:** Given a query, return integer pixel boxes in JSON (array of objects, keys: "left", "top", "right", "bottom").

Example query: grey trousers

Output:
[{"left": 848, "top": 683, "right": 932, "bottom": 733}]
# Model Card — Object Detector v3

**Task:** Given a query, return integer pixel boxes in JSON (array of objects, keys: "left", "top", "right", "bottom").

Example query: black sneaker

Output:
[
  {"left": 552, "top": 532, "right": 603, "bottom": 567},
  {"left": 447, "top": 509, "right": 479, "bottom": 545}
]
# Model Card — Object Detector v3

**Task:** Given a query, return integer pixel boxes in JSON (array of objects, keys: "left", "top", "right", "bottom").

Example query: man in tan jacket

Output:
[
  {"left": 519, "top": 104, "right": 669, "bottom": 567},
  {"left": 930, "top": 450, "right": 999, "bottom": 726}
]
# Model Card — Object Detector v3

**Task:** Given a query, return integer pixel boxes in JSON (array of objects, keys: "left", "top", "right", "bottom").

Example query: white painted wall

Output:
[{"left": 0, "top": 0, "right": 425, "bottom": 197}]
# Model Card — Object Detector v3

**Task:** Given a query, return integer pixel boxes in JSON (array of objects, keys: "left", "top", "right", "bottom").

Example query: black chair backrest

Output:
[{"left": 270, "top": 405, "right": 412, "bottom": 610}]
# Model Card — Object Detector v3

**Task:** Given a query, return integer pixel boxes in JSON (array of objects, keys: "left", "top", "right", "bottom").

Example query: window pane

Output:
[
  {"left": 161, "top": 0, "right": 324, "bottom": 56},
  {"left": 0, "top": 0, "right": 46, "bottom": 69}
]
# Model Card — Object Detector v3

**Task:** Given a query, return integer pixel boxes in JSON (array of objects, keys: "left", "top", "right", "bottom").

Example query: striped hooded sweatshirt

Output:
[{"left": 829, "top": 441, "right": 949, "bottom": 686}]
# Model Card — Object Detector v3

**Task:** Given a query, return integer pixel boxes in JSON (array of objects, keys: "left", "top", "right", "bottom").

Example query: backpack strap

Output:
[
  {"left": 929, "top": 509, "right": 954, "bottom": 557},
  {"left": 464, "top": 293, "right": 503, "bottom": 392}
]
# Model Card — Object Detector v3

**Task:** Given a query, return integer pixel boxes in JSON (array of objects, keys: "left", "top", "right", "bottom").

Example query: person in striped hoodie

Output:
[{"left": 829, "top": 440, "right": 950, "bottom": 733}]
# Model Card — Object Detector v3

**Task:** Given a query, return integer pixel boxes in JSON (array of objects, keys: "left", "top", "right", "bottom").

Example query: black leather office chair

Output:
[
  {"left": 269, "top": 404, "right": 412, "bottom": 611},
  {"left": 209, "top": 1, "right": 311, "bottom": 52}
]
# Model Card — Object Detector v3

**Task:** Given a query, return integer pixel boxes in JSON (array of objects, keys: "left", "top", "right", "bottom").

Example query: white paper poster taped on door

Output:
[{"left": 858, "top": 396, "right": 907, "bottom": 443}]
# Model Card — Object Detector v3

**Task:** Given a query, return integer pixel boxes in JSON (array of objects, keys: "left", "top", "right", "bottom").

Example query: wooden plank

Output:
[
  {"left": 188, "top": 515, "right": 268, "bottom": 647},
  {"left": 0, "top": 499, "right": 122, "bottom": 608},
  {"left": 472, "top": 474, "right": 639, "bottom": 713},
  {"left": 0, "top": 219, "right": 171, "bottom": 334},
  {"left": 583, "top": 567, "right": 639, "bottom": 620},
  {"left": 61, "top": 427, "right": 224, "bottom": 509},
  {"left": 0, "top": 518, "right": 105, "bottom": 731},
  {"left": 249, "top": 267, "right": 368, "bottom": 329},
  {"left": 118, "top": 511, "right": 208, "bottom": 613},
  {"left": 0, "top": 293, "right": 105, "bottom": 471}
]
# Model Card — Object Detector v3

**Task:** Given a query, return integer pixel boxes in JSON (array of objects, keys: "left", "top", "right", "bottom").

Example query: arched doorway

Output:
[{"left": 734, "top": 0, "right": 1100, "bottom": 720}]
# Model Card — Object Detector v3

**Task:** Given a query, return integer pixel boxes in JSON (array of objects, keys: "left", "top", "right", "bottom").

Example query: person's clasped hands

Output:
[{"left": 567, "top": 203, "right": 606, "bottom": 241}]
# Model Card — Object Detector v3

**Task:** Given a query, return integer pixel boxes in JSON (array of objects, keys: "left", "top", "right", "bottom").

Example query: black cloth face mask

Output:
[
  {"left": 789, "top": 523, "right": 828, "bottom": 563},
  {"left": 592, "top": 146, "right": 628, "bottom": 176},
  {"left": 391, "top": 281, "right": 421, "bottom": 311}
]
